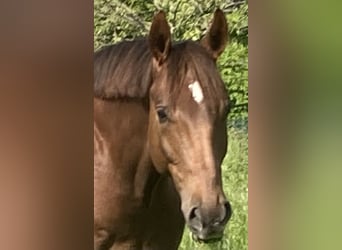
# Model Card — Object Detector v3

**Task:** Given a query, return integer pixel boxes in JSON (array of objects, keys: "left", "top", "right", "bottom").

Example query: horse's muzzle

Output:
[{"left": 187, "top": 201, "right": 232, "bottom": 241}]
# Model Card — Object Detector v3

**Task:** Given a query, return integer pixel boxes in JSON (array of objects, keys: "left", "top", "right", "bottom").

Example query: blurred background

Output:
[{"left": 2, "top": 0, "right": 342, "bottom": 249}]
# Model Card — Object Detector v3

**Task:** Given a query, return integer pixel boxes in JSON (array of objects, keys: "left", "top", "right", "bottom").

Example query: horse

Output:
[{"left": 94, "top": 9, "right": 232, "bottom": 250}]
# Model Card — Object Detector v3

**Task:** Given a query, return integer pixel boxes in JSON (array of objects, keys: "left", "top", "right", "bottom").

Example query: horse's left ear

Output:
[
  {"left": 149, "top": 11, "right": 172, "bottom": 65},
  {"left": 201, "top": 9, "right": 228, "bottom": 60}
]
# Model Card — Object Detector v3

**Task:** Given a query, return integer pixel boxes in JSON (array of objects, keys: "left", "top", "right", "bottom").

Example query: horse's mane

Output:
[
  {"left": 94, "top": 39, "right": 152, "bottom": 99},
  {"left": 94, "top": 39, "right": 227, "bottom": 104}
]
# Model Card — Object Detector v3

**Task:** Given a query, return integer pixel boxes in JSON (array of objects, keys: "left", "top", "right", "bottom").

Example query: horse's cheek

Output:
[{"left": 148, "top": 133, "right": 168, "bottom": 174}]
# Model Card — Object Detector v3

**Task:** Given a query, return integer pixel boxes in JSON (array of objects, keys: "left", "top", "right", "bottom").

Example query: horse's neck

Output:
[
  {"left": 94, "top": 97, "right": 159, "bottom": 206},
  {"left": 132, "top": 149, "right": 160, "bottom": 206}
]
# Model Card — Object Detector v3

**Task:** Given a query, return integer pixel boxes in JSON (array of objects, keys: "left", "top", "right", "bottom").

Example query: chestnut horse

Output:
[{"left": 94, "top": 9, "right": 231, "bottom": 250}]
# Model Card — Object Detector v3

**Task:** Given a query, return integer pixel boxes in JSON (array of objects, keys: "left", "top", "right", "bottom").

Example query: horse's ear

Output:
[
  {"left": 201, "top": 9, "right": 228, "bottom": 60},
  {"left": 148, "top": 11, "right": 171, "bottom": 65}
]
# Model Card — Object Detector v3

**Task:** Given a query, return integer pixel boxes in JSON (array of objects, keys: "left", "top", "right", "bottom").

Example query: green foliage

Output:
[
  {"left": 94, "top": 0, "right": 248, "bottom": 123},
  {"left": 219, "top": 41, "right": 248, "bottom": 124}
]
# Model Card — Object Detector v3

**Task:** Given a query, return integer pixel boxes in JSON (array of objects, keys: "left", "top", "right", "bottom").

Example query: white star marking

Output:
[{"left": 188, "top": 81, "right": 204, "bottom": 103}]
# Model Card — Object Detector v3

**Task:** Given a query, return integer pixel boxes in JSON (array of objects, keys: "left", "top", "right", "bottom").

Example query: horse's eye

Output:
[
  {"left": 157, "top": 109, "right": 167, "bottom": 123},
  {"left": 156, "top": 107, "right": 168, "bottom": 123}
]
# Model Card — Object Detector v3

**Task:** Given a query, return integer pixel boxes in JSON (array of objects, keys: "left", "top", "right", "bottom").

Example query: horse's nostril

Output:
[
  {"left": 189, "top": 206, "right": 200, "bottom": 221},
  {"left": 223, "top": 201, "right": 232, "bottom": 222}
]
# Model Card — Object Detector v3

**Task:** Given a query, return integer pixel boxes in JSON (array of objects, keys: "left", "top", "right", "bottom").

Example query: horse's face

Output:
[{"left": 148, "top": 10, "right": 231, "bottom": 241}]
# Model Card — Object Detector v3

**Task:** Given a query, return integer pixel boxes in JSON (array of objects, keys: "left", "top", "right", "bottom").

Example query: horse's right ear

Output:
[{"left": 148, "top": 11, "right": 171, "bottom": 65}]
